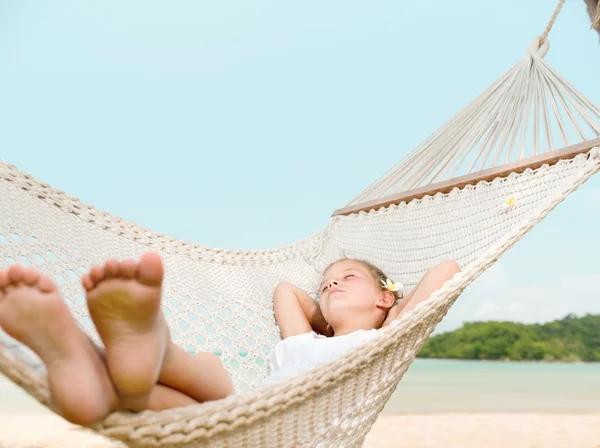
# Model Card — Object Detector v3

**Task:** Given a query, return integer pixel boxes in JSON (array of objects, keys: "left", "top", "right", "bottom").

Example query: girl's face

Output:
[{"left": 318, "top": 260, "right": 391, "bottom": 328}]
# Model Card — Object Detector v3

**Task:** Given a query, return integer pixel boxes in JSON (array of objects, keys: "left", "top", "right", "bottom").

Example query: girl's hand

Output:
[{"left": 311, "top": 306, "right": 334, "bottom": 337}]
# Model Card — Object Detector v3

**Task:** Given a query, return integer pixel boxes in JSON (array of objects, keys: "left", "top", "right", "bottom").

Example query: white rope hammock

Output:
[{"left": 1, "top": 3, "right": 599, "bottom": 447}]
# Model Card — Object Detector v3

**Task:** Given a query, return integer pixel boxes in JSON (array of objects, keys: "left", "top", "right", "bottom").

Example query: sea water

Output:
[
  {"left": 384, "top": 358, "right": 600, "bottom": 414},
  {"left": 2, "top": 358, "right": 600, "bottom": 414}
]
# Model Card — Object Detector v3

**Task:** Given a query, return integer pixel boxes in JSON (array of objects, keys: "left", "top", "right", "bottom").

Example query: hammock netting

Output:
[{"left": 0, "top": 28, "right": 599, "bottom": 448}]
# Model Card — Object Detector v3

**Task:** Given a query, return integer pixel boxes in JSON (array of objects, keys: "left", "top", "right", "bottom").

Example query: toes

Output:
[
  {"left": 86, "top": 258, "right": 139, "bottom": 287},
  {"left": 0, "top": 270, "right": 8, "bottom": 289},
  {"left": 0, "top": 271, "right": 5, "bottom": 301},
  {"left": 119, "top": 259, "right": 137, "bottom": 279},
  {"left": 0, "top": 266, "right": 55, "bottom": 294},
  {"left": 90, "top": 265, "right": 105, "bottom": 285},
  {"left": 81, "top": 274, "right": 94, "bottom": 291},
  {"left": 104, "top": 259, "right": 119, "bottom": 279},
  {"left": 38, "top": 275, "right": 57, "bottom": 293},
  {"left": 8, "top": 264, "right": 23, "bottom": 284},
  {"left": 22, "top": 268, "right": 41, "bottom": 286},
  {"left": 137, "top": 252, "right": 164, "bottom": 287}
]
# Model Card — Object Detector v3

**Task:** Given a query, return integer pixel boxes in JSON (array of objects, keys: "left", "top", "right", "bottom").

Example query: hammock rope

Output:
[
  {"left": 1, "top": 2, "right": 599, "bottom": 446},
  {"left": 342, "top": 38, "right": 600, "bottom": 210},
  {"left": 540, "top": 0, "right": 566, "bottom": 46}
]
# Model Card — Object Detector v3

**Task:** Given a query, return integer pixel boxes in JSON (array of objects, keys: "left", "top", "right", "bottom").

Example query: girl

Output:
[{"left": 0, "top": 253, "right": 459, "bottom": 425}]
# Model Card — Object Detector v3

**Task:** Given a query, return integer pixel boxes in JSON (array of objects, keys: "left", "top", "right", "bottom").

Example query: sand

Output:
[
  {"left": 2, "top": 374, "right": 600, "bottom": 447},
  {"left": 366, "top": 413, "right": 600, "bottom": 448},
  {"left": 1, "top": 413, "right": 600, "bottom": 447}
]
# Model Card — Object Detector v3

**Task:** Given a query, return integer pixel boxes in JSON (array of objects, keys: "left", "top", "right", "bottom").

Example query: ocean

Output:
[
  {"left": 384, "top": 358, "right": 600, "bottom": 414},
  {"left": 2, "top": 358, "right": 600, "bottom": 414}
]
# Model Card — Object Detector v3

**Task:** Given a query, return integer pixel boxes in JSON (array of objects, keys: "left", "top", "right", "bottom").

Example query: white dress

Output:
[{"left": 263, "top": 329, "right": 380, "bottom": 384}]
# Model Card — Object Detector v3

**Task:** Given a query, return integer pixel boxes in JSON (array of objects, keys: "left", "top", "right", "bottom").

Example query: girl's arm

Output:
[
  {"left": 382, "top": 260, "right": 461, "bottom": 327},
  {"left": 273, "top": 281, "right": 333, "bottom": 339}
]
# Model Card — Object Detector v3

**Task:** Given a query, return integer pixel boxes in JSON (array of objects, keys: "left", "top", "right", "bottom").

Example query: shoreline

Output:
[{"left": 416, "top": 356, "right": 600, "bottom": 364}]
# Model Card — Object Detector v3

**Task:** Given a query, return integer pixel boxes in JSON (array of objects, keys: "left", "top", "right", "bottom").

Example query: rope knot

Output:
[{"left": 527, "top": 36, "right": 550, "bottom": 58}]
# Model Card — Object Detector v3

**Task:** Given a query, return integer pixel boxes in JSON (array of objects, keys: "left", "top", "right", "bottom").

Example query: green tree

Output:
[{"left": 417, "top": 314, "right": 600, "bottom": 362}]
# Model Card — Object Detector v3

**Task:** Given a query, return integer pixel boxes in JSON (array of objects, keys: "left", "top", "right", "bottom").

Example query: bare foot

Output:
[
  {"left": 0, "top": 265, "right": 117, "bottom": 425},
  {"left": 83, "top": 252, "right": 169, "bottom": 400}
]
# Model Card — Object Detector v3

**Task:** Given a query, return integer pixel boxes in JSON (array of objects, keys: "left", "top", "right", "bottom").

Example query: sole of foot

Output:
[
  {"left": 0, "top": 265, "right": 116, "bottom": 425},
  {"left": 84, "top": 252, "right": 169, "bottom": 399}
]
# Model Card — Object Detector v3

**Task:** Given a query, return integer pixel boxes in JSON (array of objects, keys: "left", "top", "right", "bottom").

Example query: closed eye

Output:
[{"left": 321, "top": 273, "right": 355, "bottom": 292}]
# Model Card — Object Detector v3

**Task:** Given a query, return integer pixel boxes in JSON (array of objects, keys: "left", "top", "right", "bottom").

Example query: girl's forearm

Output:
[{"left": 288, "top": 284, "right": 331, "bottom": 336}]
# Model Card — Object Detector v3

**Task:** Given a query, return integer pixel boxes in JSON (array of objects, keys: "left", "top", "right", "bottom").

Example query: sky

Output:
[{"left": 1, "top": 1, "right": 599, "bottom": 333}]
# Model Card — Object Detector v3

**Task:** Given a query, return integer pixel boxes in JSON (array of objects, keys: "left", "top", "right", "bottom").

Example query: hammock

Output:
[{"left": 1, "top": 3, "right": 599, "bottom": 447}]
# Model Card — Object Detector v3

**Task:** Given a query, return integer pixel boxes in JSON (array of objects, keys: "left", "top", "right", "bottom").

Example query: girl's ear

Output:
[{"left": 378, "top": 290, "right": 396, "bottom": 308}]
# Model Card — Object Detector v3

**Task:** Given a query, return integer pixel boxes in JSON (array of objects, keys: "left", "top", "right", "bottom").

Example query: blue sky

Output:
[{"left": 1, "top": 1, "right": 599, "bottom": 331}]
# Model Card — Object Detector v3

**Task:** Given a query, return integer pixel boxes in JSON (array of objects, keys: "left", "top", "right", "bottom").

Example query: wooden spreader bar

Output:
[{"left": 332, "top": 137, "right": 600, "bottom": 217}]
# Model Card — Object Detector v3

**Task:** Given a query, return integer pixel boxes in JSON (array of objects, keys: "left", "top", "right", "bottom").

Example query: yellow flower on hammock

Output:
[
  {"left": 380, "top": 278, "right": 402, "bottom": 292},
  {"left": 502, "top": 195, "right": 516, "bottom": 210}
]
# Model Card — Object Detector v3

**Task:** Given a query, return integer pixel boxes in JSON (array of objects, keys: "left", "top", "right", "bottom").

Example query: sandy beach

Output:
[
  {"left": 1, "top": 412, "right": 600, "bottom": 447},
  {"left": 3, "top": 362, "right": 600, "bottom": 447}
]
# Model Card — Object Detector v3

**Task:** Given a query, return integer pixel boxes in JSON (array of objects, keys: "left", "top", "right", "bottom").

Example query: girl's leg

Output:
[
  {"left": 83, "top": 252, "right": 234, "bottom": 408},
  {"left": 124, "top": 377, "right": 226, "bottom": 412},
  {"left": 0, "top": 259, "right": 232, "bottom": 426},
  {"left": 158, "top": 343, "right": 234, "bottom": 403},
  {"left": 145, "top": 383, "right": 203, "bottom": 410},
  {"left": 87, "top": 336, "right": 230, "bottom": 411},
  {"left": 94, "top": 340, "right": 234, "bottom": 409},
  {"left": 122, "top": 383, "right": 198, "bottom": 411}
]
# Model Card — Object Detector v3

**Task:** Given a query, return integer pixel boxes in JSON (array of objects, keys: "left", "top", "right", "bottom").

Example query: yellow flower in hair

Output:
[{"left": 381, "top": 278, "right": 402, "bottom": 292}]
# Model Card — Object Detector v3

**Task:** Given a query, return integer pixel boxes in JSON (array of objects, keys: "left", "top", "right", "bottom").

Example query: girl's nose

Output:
[{"left": 328, "top": 280, "right": 338, "bottom": 289}]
